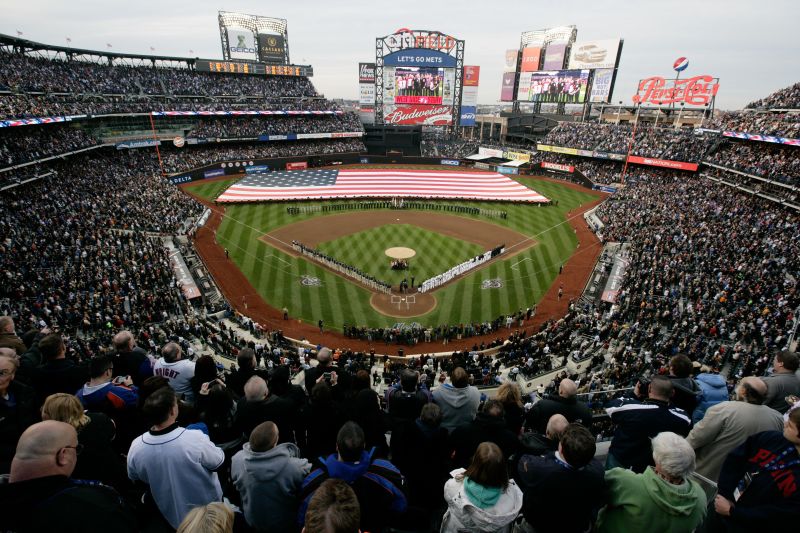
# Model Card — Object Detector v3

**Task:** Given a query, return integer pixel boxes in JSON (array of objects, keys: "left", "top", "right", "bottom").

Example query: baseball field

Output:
[{"left": 185, "top": 171, "right": 598, "bottom": 329}]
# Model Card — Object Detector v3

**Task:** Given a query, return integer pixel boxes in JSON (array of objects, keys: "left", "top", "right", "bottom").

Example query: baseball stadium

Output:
[{"left": 0, "top": 5, "right": 798, "bottom": 532}]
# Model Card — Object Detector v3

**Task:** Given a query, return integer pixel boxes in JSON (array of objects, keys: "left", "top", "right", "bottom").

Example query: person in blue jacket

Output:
[{"left": 693, "top": 365, "right": 730, "bottom": 424}]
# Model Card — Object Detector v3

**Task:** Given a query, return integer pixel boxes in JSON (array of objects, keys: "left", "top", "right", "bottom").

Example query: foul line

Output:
[{"left": 510, "top": 258, "right": 531, "bottom": 270}]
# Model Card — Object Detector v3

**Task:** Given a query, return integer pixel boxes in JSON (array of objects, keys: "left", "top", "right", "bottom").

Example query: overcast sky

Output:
[{"left": 2, "top": 0, "right": 798, "bottom": 109}]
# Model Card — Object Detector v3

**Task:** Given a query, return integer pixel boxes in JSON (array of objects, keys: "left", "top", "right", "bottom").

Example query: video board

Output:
[
  {"left": 394, "top": 67, "right": 445, "bottom": 104},
  {"left": 516, "top": 70, "right": 590, "bottom": 103}
]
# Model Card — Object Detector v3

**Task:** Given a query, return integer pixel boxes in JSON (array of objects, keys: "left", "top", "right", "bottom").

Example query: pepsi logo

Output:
[{"left": 673, "top": 57, "right": 689, "bottom": 72}]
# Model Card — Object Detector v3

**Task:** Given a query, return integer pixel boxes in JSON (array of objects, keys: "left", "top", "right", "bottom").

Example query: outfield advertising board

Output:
[
  {"left": 383, "top": 104, "right": 453, "bottom": 125},
  {"left": 464, "top": 65, "right": 480, "bottom": 86},
  {"left": 504, "top": 50, "right": 519, "bottom": 72},
  {"left": 497, "top": 166, "right": 519, "bottom": 175},
  {"left": 478, "top": 147, "right": 504, "bottom": 158},
  {"left": 543, "top": 41, "right": 568, "bottom": 70},
  {"left": 542, "top": 161, "right": 574, "bottom": 173},
  {"left": 286, "top": 162, "right": 308, "bottom": 170},
  {"left": 501, "top": 73, "right": 517, "bottom": 101},
  {"left": 520, "top": 47, "right": 542, "bottom": 72},
  {"left": 626, "top": 156, "right": 698, "bottom": 171},
  {"left": 227, "top": 29, "right": 257, "bottom": 60},
  {"left": 440, "top": 159, "right": 460, "bottom": 166},
  {"left": 459, "top": 106, "right": 476, "bottom": 126},
  {"left": 568, "top": 39, "right": 621, "bottom": 69},
  {"left": 257, "top": 33, "right": 286, "bottom": 63},
  {"left": 590, "top": 68, "right": 615, "bottom": 103}
]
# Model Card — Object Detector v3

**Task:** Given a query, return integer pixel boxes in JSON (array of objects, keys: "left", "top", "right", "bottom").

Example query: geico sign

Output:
[{"left": 230, "top": 46, "right": 256, "bottom": 53}]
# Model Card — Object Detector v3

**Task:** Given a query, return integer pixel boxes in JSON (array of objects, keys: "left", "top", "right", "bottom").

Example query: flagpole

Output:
[{"left": 148, "top": 112, "right": 166, "bottom": 177}]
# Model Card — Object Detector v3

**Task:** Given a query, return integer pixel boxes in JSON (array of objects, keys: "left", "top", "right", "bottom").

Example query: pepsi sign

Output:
[{"left": 673, "top": 57, "right": 689, "bottom": 72}]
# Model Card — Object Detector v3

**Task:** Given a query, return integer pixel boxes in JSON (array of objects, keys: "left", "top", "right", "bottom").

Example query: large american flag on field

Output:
[{"left": 216, "top": 169, "right": 549, "bottom": 203}]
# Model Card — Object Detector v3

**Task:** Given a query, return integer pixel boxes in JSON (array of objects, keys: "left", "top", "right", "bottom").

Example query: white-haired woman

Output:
[{"left": 597, "top": 431, "right": 707, "bottom": 532}]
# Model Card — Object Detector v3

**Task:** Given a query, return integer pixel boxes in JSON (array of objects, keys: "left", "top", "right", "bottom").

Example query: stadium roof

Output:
[{"left": 0, "top": 33, "right": 196, "bottom": 63}]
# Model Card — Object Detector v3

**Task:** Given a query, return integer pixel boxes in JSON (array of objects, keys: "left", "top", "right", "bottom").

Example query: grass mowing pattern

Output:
[
  {"left": 316, "top": 225, "right": 484, "bottom": 286},
  {"left": 185, "top": 176, "right": 597, "bottom": 328}
]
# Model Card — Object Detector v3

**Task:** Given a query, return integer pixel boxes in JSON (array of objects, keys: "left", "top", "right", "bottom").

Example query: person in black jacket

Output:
[
  {"left": 110, "top": 330, "right": 152, "bottom": 387},
  {"left": 516, "top": 424, "right": 607, "bottom": 533},
  {"left": 0, "top": 353, "right": 38, "bottom": 474},
  {"left": 30, "top": 334, "right": 87, "bottom": 407},
  {"left": 449, "top": 400, "right": 519, "bottom": 468},
  {"left": 668, "top": 354, "right": 702, "bottom": 418},
  {"left": 605, "top": 375, "right": 692, "bottom": 473},
  {"left": 234, "top": 376, "right": 296, "bottom": 443},
  {"left": 226, "top": 348, "right": 269, "bottom": 399},
  {"left": 0, "top": 420, "right": 136, "bottom": 532},
  {"left": 525, "top": 378, "right": 592, "bottom": 434},
  {"left": 707, "top": 407, "right": 800, "bottom": 532}
]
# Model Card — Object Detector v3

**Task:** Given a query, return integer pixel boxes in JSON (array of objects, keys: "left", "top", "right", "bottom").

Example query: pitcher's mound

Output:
[{"left": 370, "top": 292, "right": 437, "bottom": 318}]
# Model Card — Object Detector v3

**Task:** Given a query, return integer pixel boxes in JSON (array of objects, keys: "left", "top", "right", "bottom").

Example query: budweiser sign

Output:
[
  {"left": 632, "top": 75, "right": 719, "bottom": 106},
  {"left": 384, "top": 105, "right": 453, "bottom": 125}
]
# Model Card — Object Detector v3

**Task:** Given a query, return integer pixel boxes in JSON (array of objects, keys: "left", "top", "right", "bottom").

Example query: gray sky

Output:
[{"left": 2, "top": 0, "right": 798, "bottom": 109}]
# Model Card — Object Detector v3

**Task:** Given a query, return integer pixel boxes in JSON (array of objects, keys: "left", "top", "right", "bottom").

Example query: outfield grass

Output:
[
  {"left": 186, "top": 176, "right": 597, "bottom": 328},
  {"left": 316, "top": 225, "right": 484, "bottom": 286}
]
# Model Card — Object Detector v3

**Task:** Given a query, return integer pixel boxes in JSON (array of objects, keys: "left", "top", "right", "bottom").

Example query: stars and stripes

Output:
[{"left": 216, "top": 168, "right": 549, "bottom": 203}]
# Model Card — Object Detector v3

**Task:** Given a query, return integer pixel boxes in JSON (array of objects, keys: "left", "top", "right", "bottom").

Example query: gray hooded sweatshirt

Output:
[
  {"left": 433, "top": 383, "right": 481, "bottom": 432},
  {"left": 231, "top": 442, "right": 311, "bottom": 532}
]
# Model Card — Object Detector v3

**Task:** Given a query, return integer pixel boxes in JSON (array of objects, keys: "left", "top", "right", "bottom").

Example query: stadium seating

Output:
[{"left": 2, "top": 40, "right": 799, "bottom": 531}]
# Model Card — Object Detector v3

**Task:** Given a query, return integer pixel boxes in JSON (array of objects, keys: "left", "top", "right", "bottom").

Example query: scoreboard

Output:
[{"left": 196, "top": 60, "right": 313, "bottom": 77}]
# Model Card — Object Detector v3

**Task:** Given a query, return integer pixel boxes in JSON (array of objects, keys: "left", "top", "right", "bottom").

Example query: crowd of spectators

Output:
[
  {"left": 0, "top": 124, "right": 98, "bottom": 168},
  {"left": 0, "top": 93, "right": 337, "bottom": 120},
  {"left": 421, "top": 134, "right": 480, "bottom": 159},
  {"left": 746, "top": 81, "right": 800, "bottom": 109},
  {"left": 0, "top": 52, "right": 319, "bottom": 98},
  {"left": 702, "top": 166, "right": 799, "bottom": 204},
  {"left": 159, "top": 139, "right": 366, "bottom": 173},
  {"left": 706, "top": 140, "right": 800, "bottom": 186},
  {"left": 708, "top": 110, "right": 800, "bottom": 137},
  {"left": 190, "top": 114, "right": 363, "bottom": 139},
  {"left": 542, "top": 121, "right": 717, "bottom": 161}
]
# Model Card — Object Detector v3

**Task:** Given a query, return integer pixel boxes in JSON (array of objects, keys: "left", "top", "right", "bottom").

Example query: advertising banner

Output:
[
  {"left": 503, "top": 150, "right": 530, "bottom": 162},
  {"left": 478, "top": 147, "right": 504, "bottom": 158},
  {"left": 632, "top": 75, "right": 720, "bottom": 106},
  {"left": 520, "top": 47, "right": 542, "bottom": 72},
  {"left": 459, "top": 106, "right": 476, "bottom": 126},
  {"left": 517, "top": 70, "right": 590, "bottom": 103},
  {"left": 722, "top": 131, "right": 800, "bottom": 146},
  {"left": 462, "top": 86, "right": 479, "bottom": 107},
  {"left": 500, "top": 73, "right": 517, "bottom": 102},
  {"left": 116, "top": 139, "right": 161, "bottom": 149},
  {"left": 590, "top": 68, "right": 615, "bottom": 103},
  {"left": 543, "top": 41, "right": 568, "bottom": 70},
  {"left": 497, "top": 166, "right": 519, "bottom": 175},
  {"left": 359, "top": 84, "right": 375, "bottom": 106},
  {"left": 245, "top": 165, "right": 270, "bottom": 173},
  {"left": 517, "top": 72, "right": 532, "bottom": 101},
  {"left": 442, "top": 69, "right": 456, "bottom": 106},
  {"left": 551, "top": 146, "right": 579, "bottom": 155},
  {"left": 204, "top": 169, "right": 225, "bottom": 178},
  {"left": 542, "top": 161, "right": 574, "bottom": 173},
  {"left": 568, "top": 39, "right": 621, "bottom": 70},
  {"left": 358, "top": 62, "right": 376, "bottom": 83},
  {"left": 384, "top": 49, "right": 457, "bottom": 68},
  {"left": 464, "top": 65, "right": 480, "bottom": 86},
  {"left": 257, "top": 33, "right": 286, "bottom": 63},
  {"left": 383, "top": 104, "right": 453, "bottom": 125},
  {"left": 504, "top": 50, "right": 519, "bottom": 72},
  {"left": 286, "top": 162, "right": 308, "bottom": 170},
  {"left": 626, "top": 155, "right": 698, "bottom": 171},
  {"left": 474, "top": 162, "right": 491, "bottom": 170},
  {"left": 441, "top": 159, "right": 461, "bottom": 166},
  {"left": 170, "top": 175, "right": 193, "bottom": 184},
  {"left": 227, "top": 29, "right": 257, "bottom": 60}
]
